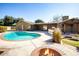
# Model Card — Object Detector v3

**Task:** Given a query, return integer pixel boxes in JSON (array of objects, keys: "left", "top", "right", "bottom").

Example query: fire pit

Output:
[{"left": 31, "top": 47, "right": 63, "bottom": 56}]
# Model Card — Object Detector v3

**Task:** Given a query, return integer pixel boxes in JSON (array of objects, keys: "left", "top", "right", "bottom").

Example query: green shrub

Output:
[
  {"left": 0, "top": 26, "right": 7, "bottom": 33},
  {"left": 61, "top": 38, "right": 79, "bottom": 47},
  {"left": 73, "top": 34, "right": 79, "bottom": 37}
]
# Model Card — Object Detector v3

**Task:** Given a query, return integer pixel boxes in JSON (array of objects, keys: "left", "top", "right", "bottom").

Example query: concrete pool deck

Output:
[
  {"left": 0, "top": 31, "right": 51, "bottom": 48},
  {"left": 0, "top": 31, "right": 79, "bottom": 56}
]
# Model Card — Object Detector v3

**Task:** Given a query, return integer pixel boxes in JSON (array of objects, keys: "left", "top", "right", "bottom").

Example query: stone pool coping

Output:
[
  {"left": 0, "top": 31, "right": 42, "bottom": 41},
  {"left": 0, "top": 31, "right": 52, "bottom": 48}
]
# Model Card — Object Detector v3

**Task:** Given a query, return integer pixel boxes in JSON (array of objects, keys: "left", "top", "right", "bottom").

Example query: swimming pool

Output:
[{"left": 3, "top": 31, "right": 41, "bottom": 41}]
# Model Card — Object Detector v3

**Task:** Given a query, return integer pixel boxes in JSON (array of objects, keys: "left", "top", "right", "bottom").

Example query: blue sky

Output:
[{"left": 0, "top": 3, "right": 79, "bottom": 22}]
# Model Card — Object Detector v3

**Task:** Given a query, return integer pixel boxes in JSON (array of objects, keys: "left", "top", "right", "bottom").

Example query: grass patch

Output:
[{"left": 61, "top": 38, "right": 79, "bottom": 47}]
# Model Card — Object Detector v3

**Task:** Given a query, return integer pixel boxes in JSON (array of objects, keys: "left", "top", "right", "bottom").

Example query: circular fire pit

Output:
[{"left": 31, "top": 47, "right": 63, "bottom": 56}]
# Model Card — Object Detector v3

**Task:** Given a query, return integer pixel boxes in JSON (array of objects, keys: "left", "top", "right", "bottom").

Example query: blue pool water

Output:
[{"left": 3, "top": 31, "right": 41, "bottom": 41}]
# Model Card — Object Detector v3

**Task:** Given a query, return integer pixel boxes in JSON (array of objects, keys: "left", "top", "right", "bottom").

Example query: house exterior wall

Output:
[
  {"left": 16, "top": 21, "right": 31, "bottom": 31},
  {"left": 78, "top": 24, "right": 79, "bottom": 33},
  {"left": 62, "top": 19, "right": 79, "bottom": 33},
  {"left": 31, "top": 23, "right": 57, "bottom": 31},
  {"left": 16, "top": 19, "right": 79, "bottom": 33},
  {"left": 31, "top": 22, "right": 79, "bottom": 33}
]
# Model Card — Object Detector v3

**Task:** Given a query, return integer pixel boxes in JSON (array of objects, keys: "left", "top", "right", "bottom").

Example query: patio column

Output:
[
  {"left": 78, "top": 24, "right": 79, "bottom": 33},
  {"left": 73, "top": 23, "right": 77, "bottom": 33},
  {"left": 63, "top": 24, "right": 66, "bottom": 33},
  {"left": 46, "top": 24, "right": 48, "bottom": 31}
]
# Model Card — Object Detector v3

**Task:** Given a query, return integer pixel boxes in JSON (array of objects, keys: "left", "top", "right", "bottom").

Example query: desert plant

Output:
[{"left": 0, "top": 26, "right": 7, "bottom": 32}]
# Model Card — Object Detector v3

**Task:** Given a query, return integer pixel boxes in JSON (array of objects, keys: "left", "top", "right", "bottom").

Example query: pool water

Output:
[{"left": 3, "top": 31, "right": 41, "bottom": 41}]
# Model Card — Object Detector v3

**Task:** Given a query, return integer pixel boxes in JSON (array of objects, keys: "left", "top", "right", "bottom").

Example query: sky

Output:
[{"left": 0, "top": 3, "right": 79, "bottom": 22}]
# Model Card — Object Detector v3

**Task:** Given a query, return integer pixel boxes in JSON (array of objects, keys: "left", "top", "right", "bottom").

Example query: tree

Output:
[
  {"left": 0, "top": 15, "right": 25, "bottom": 26},
  {"left": 62, "top": 16, "right": 69, "bottom": 21},
  {"left": 35, "top": 19, "right": 44, "bottom": 23},
  {"left": 16, "top": 18, "right": 24, "bottom": 21},
  {"left": 53, "top": 15, "right": 62, "bottom": 23},
  {"left": 3, "top": 16, "right": 14, "bottom": 26},
  {"left": 0, "top": 19, "right": 4, "bottom": 25},
  {"left": 53, "top": 15, "right": 63, "bottom": 28},
  {"left": 14, "top": 18, "right": 24, "bottom": 23}
]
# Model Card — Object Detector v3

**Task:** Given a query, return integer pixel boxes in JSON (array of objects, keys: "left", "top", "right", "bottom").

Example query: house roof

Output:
[
  {"left": 31, "top": 22, "right": 57, "bottom": 25},
  {"left": 61, "top": 18, "right": 79, "bottom": 24},
  {"left": 16, "top": 17, "right": 79, "bottom": 26}
]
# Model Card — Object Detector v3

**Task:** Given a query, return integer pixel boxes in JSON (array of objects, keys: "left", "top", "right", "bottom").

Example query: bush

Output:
[
  {"left": 61, "top": 38, "right": 79, "bottom": 47},
  {"left": 73, "top": 34, "right": 79, "bottom": 37},
  {"left": 0, "top": 26, "right": 7, "bottom": 33}
]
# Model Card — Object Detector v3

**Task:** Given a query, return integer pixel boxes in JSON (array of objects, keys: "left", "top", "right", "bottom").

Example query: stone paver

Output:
[
  {"left": 1, "top": 41, "right": 35, "bottom": 56},
  {"left": 50, "top": 43, "right": 78, "bottom": 56}
]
